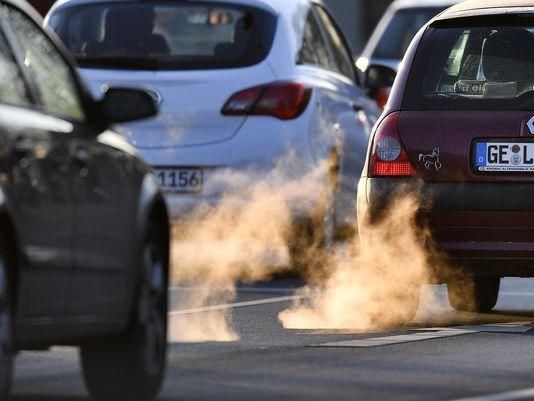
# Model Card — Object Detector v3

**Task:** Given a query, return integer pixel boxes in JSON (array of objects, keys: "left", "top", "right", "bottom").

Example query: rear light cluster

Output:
[
  {"left": 370, "top": 112, "right": 416, "bottom": 177},
  {"left": 222, "top": 81, "right": 312, "bottom": 120}
]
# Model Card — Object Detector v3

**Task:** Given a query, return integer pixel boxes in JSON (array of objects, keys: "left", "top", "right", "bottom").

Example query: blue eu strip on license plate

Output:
[{"left": 475, "top": 142, "right": 487, "bottom": 168}]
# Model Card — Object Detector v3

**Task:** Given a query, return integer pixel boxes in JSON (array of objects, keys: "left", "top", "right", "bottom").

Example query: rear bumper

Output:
[{"left": 358, "top": 178, "right": 534, "bottom": 277}]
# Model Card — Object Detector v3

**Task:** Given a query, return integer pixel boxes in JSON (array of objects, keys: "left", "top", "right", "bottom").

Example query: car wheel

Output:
[
  {"left": 81, "top": 225, "right": 168, "bottom": 401},
  {"left": 0, "top": 235, "right": 13, "bottom": 400},
  {"left": 448, "top": 275, "right": 500, "bottom": 313}
]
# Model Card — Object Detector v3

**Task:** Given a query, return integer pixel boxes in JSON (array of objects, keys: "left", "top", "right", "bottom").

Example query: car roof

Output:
[
  {"left": 438, "top": 0, "right": 534, "bottom": 19},
  {"left": 390, "top": 0, "right": 460, "bottom": 10},
  {"left": 49, "top": 0, "right": 322, "bottom": 16}
]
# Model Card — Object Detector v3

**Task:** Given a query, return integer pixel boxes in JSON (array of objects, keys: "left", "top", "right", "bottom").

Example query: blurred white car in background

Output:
[
  {"left": 356, "top": 0, "right": 460, "bottom": 107},
  {"left": 46, "top": 0, "right": 380, "bottom": 252}
]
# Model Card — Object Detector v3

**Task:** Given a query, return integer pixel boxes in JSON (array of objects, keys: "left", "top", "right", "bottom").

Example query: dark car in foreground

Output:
[
  {"left": 358, "top": 0, "right": 534, "bottom": 319},
  {"left": 0, "top": 0, "right": 170, "bottom": 399}
]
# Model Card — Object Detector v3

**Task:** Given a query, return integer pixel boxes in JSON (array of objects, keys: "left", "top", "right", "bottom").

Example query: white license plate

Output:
[
  {"left": 155, "top": 168, "right": 203, "bottom": 193},
  {"left": 475, "top": 142, "right": 534, "bottom": 172}
]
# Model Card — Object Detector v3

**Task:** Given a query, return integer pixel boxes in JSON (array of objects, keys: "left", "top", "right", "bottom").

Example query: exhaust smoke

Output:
[
  {"left": 279, "top": 194, "right": 435, "bottom": 331},
  {"left": 170, "top": 155, "right": 437, "bottom": 341},
  {"left": 170, "top": 157, "right": 331, "bottom": 342}
]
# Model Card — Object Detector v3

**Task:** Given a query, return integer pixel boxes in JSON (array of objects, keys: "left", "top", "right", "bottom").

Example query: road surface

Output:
[{"left": 11, "top": 278, "right": 534, "bottom": 401}]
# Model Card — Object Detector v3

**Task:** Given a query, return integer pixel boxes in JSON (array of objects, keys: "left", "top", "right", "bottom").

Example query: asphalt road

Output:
[{"left": 11, "top": 278, "right": 534, "bottom": 401}]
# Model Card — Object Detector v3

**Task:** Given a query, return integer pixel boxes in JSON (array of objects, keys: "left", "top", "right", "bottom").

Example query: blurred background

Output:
[{"left": 325, "top": 0, "right": 391, "bottom": 52}]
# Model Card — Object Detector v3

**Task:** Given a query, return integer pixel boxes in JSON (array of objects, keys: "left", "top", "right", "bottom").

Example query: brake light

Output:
[
  {"left": 370, "top": 112, "right": 416, "bottom": 177},
  {"left": 222, "top": 81, "right": 312, "bottom": 120}
]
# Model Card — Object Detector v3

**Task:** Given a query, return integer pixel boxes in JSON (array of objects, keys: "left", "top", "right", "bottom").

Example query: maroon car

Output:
[
  {"left": 358, "top": 0, "right": 534, "bottom": 316},
  {"left": 27, "top": 0, "right": 54, "bottom": 15}
]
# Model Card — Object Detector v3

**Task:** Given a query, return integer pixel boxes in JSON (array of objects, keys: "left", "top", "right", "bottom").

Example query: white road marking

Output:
[
  {"left": 169, "top": 295, "right": 302, "bottom": 316},
  {"left": 170, "top": 285, "right": 300, "bottom": 294},
  {"left": 413, "top": 322, "right": 534, "bottom": 334},
  {"left": 316, "top": 329, "right": 477, "bottom": 348},
  {"left": 447, "top": 388, "right": 534, "bottom": 401},
  {"left": 316, "top": 321, "right": 534, "bottom": 348},
  {"left": 500, "top": 291, "right": 534, "bottom": 297}
]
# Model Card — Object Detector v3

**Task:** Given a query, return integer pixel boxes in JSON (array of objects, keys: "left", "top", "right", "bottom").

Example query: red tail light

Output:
[
  {"left": 370, "top": 112, "right": 416, "bottom": 177},
  {"left": 222, "top": 81, "right": 312, "bottom": 120}
]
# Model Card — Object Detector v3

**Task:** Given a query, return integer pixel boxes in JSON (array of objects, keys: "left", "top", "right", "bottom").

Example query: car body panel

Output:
[
  {"left": 0, "top": 105, "right": 74, "bottom": 318},
  {"left": 398, "top": 111, "right": 534, "bottom": 182},
  {"left": 79, "top": 64, "right": 276, "bottom": 149}
]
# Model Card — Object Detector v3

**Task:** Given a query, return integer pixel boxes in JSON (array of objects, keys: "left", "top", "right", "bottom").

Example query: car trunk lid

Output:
[
  {"left": 398, "top": 111, "right": 534, "bottom": 182},
  {"left": 80, "top": 65, "right": 275, "bottom": 148}
]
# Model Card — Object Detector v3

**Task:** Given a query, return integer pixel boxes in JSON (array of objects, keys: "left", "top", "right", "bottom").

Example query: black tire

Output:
[
  {"left": 0, "top": 235, "right": 13, "bottom": 401},
  {"left": 448, "top": 275, "right": 500, "bottom": 313},
  {"left": 81, "top": 226, "right": 168, "bottom": 401}
]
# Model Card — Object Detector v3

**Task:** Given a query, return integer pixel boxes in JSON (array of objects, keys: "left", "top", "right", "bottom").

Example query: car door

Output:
[
  {"left": 300, "top": 4, "right": 380, "bottom": 231},
  {"left": 0, "top": 5, "right": 76, "bottom": 318},
  {"left": 4, "top": 5, "right": 136, "bottom": 318},
  {"left": 67, "top": 131, "right": 136, "bottom": 317}
]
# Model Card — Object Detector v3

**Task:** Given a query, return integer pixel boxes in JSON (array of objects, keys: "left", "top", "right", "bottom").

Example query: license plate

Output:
[
  {"left": 155, "top": 168, "right": 203, "bottom": 193},
  {"left": 475, "top": 142, "right": 534, "bottom": 172}
]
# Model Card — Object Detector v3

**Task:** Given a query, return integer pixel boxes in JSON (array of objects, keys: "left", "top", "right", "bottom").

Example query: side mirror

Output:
[
  {"left": 100, "top": 87, "right": 158, "bottom": 124},
  {"left": 365, "top": 65, "right": 397, "bottom": 109}
]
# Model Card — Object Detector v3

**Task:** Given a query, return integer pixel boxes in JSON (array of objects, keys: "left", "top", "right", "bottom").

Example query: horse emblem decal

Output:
[{"left": 418, "top": 148, "right": 442, "bottom": 172}]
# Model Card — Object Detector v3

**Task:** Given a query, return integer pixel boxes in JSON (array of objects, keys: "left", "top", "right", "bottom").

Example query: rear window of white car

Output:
[
  {"left": 48, "top": 1, "right": 277, "bottom": 70},
  {"left": 404, "top": 16, "right": 534, "bottom": 110}
]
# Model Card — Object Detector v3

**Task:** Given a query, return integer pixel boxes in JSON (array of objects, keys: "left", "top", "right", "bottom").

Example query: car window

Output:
[
  {"left": 405, "top": 20, "right": 534, "bottom": 110},
  {"left": 49, "top": 1, "right": 277, "bottom": 71},
  {"left": 298, "top": 10, "right": 332, "bottom": 71},
  {"left": 4, "top": 5, "right": 85, "bottom": 121},
  {"left": 0, "top": 28, "right": 30, "bottom": 107},
  {"left": 373, "top": 7, "right": 446, "bottom": 60},
  {"left": 313, "top": 5, "right": 355, "bottom": 81}
]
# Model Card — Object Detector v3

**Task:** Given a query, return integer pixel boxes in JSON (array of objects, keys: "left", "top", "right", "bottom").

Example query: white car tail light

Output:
[{"left": 222, "top": 81, "right": 312, "bottom": 120}]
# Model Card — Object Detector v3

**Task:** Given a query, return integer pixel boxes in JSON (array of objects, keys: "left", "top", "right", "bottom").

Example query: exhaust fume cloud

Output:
[
  {"left": 169, "top": 154, "right": 439, "bottom": 341},
  {"left": 279, "top": 194, "right": 435, "bottom": 331},
  {"left": 170, "top": 156, "right": 330, "bottom": 341}
]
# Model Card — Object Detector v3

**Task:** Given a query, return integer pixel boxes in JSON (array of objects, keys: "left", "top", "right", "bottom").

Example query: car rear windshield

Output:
[
  {"left": 372, "top": 7, "right": 447, "bottom": 60},
  {"left": 404, "top": 16, "right": 534, "bottom": 110},
  {"left": 48, "top": 1, "right": 277, "bottom": 70}
]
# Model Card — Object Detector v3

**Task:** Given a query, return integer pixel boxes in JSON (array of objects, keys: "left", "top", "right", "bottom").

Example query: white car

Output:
[
  {"left": 356, "top": 0, "right": 460, "bottom": 107},
  {"left": 46, "top": 0, "right": 380, "bottom": 255}
]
